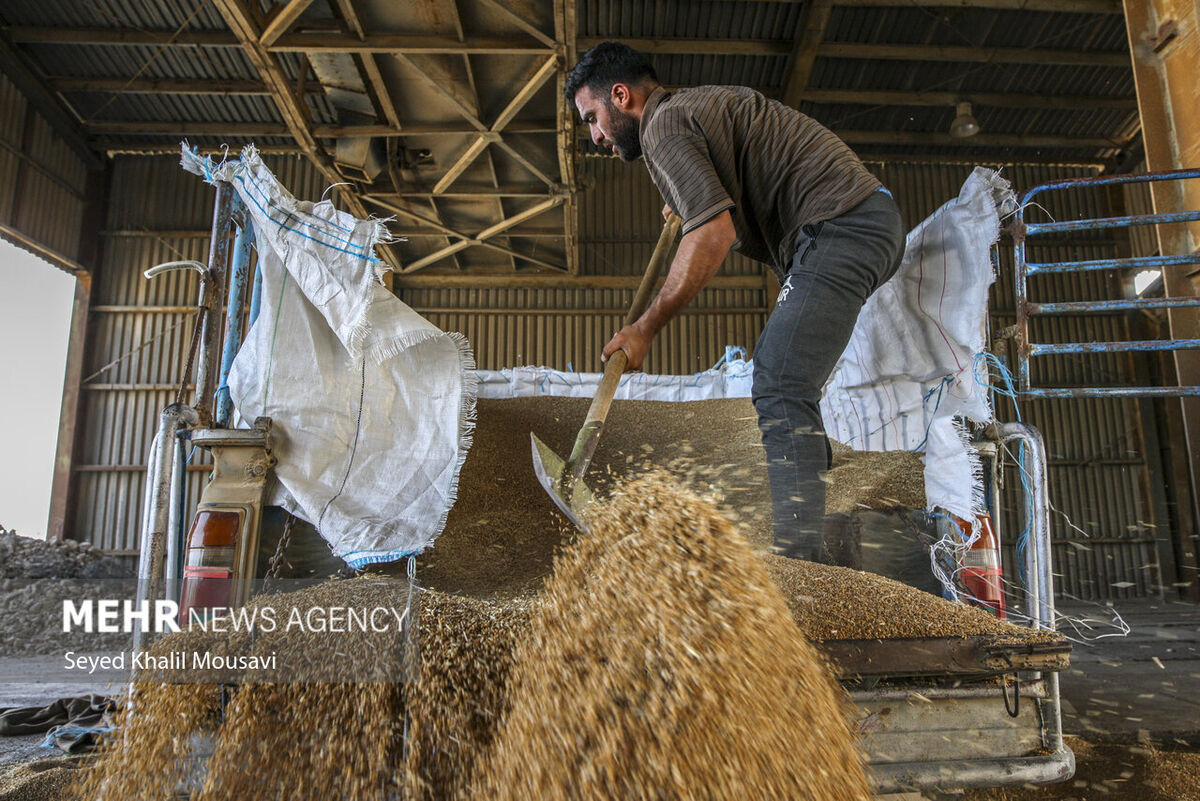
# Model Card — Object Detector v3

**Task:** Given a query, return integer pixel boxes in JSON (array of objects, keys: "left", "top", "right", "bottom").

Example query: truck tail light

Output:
[{"left": 178, "top": 509, "right": 243, "bottom": 623}]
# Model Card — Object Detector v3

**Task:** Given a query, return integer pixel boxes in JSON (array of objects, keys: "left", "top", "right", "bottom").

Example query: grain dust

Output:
[{"left": 472, "top": 472, "right": 874, "bottom": 801}]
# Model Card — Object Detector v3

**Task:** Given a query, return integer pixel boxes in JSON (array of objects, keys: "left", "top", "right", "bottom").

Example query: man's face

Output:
[{"left": 575, "top": 85, "right": 642, "bottom": 162}]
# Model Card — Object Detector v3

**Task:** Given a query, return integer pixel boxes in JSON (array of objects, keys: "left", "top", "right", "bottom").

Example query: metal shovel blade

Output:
[{"left": 530, "top": 433, "right": 593, "bottom": 532}]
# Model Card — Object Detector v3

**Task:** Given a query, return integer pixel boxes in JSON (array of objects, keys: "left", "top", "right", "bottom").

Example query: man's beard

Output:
[{"left": 606, "top": 101, "right": 642, "bottom": 161}]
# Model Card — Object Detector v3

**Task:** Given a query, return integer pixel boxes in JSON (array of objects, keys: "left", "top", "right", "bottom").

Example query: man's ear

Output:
[{"left": 610, "top": 82, "right": 632, "bottom": 110}]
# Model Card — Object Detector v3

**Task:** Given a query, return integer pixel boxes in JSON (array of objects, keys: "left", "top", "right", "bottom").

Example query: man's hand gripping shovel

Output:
[{"left": 530, "top": 213, "right": 681, "bottom": 531}]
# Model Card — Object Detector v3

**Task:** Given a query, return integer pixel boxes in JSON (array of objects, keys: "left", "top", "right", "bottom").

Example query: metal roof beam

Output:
[
  {"left": 259, "top": 0, "right": 317, "bottom": 48},
  {"left": 576, "top": 37, "right": 1128, "bottom": 67},
  {"left": 397, "top": 195, "right": 566, "bottom": 272},
  {"left": 392, "top": 274, "right": 763, "bottom": 289},
  {"left": 838, "top": 130, "right": 1132, "bottom": 148},
  {"left": 5, "top": 27, "right": 241, "bottom": 46},
  {"left": 819, "top": 41, "right": 1128, "bottom": 66},
  {"left": 363, "top": 195, "right": 566, "bottom": 273},
  {"left": 477, "top": 0, "right": 556, "bottom": 48},
  {"left": 798, "top": 88, "right": 1138, "bottom": 110},
  {"left": 82, "top": 120, "right": 556, "bottom": 137},
  {"left": 781, "top": 0, "right": 834, "bottom": 108},
  {"left": 576, "top": 37, "right": 791, "bottom": 56},
  {"left": 52, "top": 77, "right": 285, "bottom": 95},
  {"left": 724, "top": 0, "right": 1120, "bottom": 10},
  {"left": 365, "top": 184, "right": 552, "bottom": 197},
  {"left": 269, "top": 33, "right": 554, "bottom": 55},
  {"left": 209, "top": 0, "right": 401, "bottom": 272},
  {"left": 555, "top": 0, "right": 579, "bottom": 274}
]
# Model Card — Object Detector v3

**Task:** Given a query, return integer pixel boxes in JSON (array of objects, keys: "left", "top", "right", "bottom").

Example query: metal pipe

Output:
[
  {"left": 1026, "top": 208, "right": 1200, "bottom": 235},
  {"left": 1031, "top": 338, "right": 1200, "bottom": 355},
  {"left": 216, "top": 212, "right": 255, "bottom": 428},
  {"left": 870, "top": 752, "right": 1074, "bottom": 794},
  {"left": 1014, "top": 232, "right": 1031, "bottom": 393},
  {"left": 164, "top": 430, "right": 187, "bottom": 604},
  {"left": 1024, "top": 385, "right": 1200, "bottom": 398},
  {"left": 1019, "top": 165, "right": 1200, "bottom": 205},
  {"left": 133, "top": 403, "right": 199, "bottom": 653},
  {"left": 850, "top": 681, "right": 1047, "bottom": 703},
  {"left": 1029, "top": 296, "right": 1200, "bottom": 314},
  {"left": 194, "top": 183, "right": 234, "bottom": 427},
  {"left": 995, "top": 422, "right": 1053, "bottom": 628},
  {"left": 248, "top": 249, "right": 264, "bottom": 327},
  {"left": 1025, "top": 251, "right": 1200, "bottom": 275}
]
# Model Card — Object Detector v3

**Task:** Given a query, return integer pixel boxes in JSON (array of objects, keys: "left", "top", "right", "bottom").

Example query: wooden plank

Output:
[{"left": 817, "top": 635, "right": 1071, "bottom": 678}]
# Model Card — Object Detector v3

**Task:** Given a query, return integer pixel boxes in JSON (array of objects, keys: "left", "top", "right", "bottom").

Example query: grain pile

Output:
[
  {"left": 0, "top": 758, "right": 83, "bottom": 801},
  {"left": 419, "top": 397, "right": 926, "bottom": 597},
  {"left": 0, "top": 529, "right": 128, "bottom": 579},
  {"left": 471, "top": 473, "right": 873, "bottom": 801},
  {"left": 762, "top": 554, "right": 1037, "bottom": 641}
]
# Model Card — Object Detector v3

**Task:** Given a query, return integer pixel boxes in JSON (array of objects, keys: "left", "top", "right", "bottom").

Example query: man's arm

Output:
[{"left": 602, "top": 210, "right": 737, "bottom": 369}]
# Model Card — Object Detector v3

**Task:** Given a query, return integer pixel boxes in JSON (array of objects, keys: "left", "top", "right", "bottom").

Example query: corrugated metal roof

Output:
[{"left": 578, "top": 0, "right": 802, "bottom": 41}]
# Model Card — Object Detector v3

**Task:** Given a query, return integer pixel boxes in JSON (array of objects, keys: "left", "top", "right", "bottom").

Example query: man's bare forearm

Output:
[{"left": 634, "top": 211, "right": 736, "bottom": 338}]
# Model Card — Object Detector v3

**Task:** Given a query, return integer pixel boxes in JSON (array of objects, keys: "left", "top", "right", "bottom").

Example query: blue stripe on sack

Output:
[
  {"left": 342, "top": 549, "right": 418, "bottom": 569},
  {"left": 241, "top": 167, "right": 358, "bottom": 235},
  {"left": 236, "top": 173, "right": 367, "bottom": 251},
  {"left": 235, "top": 174, "right": 381, "bottom": 263}
]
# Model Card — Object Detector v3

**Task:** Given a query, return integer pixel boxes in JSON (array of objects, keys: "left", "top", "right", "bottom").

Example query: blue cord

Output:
[{"left": 973, "top": 351, "right": 1033, "bottom": 584}]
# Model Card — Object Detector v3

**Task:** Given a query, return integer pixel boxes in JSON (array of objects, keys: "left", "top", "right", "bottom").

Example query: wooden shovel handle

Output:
[
  {"left": 565, "top": 214, "right": 681, "bottom": 481},
  {"left": 583, "top": 212, "right": 681, "bottom": 428}
]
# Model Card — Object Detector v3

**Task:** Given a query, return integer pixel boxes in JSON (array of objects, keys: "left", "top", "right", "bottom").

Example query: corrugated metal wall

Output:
[
  {"left": 67, "top": 152, "right": 1170, "bottom": 600},
  {"left": 0, "top": 73, "right": 90, "bottom": 265}
]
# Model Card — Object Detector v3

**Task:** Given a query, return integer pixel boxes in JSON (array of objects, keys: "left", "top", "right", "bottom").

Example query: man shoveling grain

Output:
[{"left": 566, "top": 43, "right": 906, "bottom": 563}]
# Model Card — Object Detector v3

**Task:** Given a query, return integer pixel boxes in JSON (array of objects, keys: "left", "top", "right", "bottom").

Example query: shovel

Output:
[{"left": 531, "top": 212, "right": 682, "bottom": 530}]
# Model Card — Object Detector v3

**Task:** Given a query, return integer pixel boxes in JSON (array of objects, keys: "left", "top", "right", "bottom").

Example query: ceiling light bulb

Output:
[{"left": 950, "top": 101, "right": 980, "bottom": 138}]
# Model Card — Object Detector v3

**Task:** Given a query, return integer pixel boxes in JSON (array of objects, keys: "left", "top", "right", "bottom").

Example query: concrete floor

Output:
[
  {"left": 0, "top": 658, "right": 115, "bottom": 768},
  {"left": 1056, "top": 598, "right": 1200, "bottom": 744}
]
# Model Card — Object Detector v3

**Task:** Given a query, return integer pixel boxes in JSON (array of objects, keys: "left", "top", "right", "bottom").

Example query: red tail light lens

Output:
[{"left": 179, "top": 510, "right": 243, "bottom": 623}]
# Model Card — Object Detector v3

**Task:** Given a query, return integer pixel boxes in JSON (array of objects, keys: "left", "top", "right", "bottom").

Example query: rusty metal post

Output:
[{"left": 194, "top": 183, "right": 234, "bottom": 427}]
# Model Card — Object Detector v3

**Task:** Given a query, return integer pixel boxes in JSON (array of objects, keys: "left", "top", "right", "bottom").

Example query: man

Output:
[{"left": 565, "top": 42, "right": 906, "bottom": 563}]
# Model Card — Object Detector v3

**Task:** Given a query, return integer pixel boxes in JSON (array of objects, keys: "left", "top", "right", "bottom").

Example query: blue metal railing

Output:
[{"left": 1014, "top": 168, "right": 1200, "bottom": 399}]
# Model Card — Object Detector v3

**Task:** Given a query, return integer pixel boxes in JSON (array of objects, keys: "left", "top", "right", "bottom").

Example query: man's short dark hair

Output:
[{"left": 564, "top": 42, "right": 658, "bottom": 104}]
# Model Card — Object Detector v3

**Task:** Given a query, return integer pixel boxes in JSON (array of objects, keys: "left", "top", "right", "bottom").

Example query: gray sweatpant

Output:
[{"left": 752, "top": 189, "right": 906, "bottom": 561}]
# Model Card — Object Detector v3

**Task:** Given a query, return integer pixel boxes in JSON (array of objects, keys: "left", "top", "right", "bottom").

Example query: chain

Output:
[{"left": 261, "top": 512, "right": 296, "bottom": 595}]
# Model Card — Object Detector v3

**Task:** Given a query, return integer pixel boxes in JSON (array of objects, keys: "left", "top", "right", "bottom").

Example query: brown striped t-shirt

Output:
[{"left": 638, "top": 85, "right": 881, "bottom": 280}]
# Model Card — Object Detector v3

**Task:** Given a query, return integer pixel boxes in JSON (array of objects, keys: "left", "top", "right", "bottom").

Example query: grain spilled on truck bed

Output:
[{"left": 472, "top": 472, "right": 873, "bottom": 801}]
